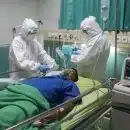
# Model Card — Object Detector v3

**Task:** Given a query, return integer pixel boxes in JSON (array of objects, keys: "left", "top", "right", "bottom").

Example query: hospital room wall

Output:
[
  {"left": 0, "top": 0, "right": 38, "bottom": 45},
  {"left": 36, "top": 0, "right": 61, "bottom": 29},
  {"left": 0, "top": 0, "right": 38, "bottom": 77}
]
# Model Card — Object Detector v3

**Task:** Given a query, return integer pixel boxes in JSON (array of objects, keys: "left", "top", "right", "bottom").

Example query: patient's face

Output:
[{"left": 68, "top": 69, "right": 77, "bottom": 82}]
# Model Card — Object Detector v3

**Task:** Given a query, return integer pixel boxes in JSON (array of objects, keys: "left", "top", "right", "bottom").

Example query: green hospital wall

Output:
[{"left": 0, "top": 42, "right": 128, "bottom": 79}]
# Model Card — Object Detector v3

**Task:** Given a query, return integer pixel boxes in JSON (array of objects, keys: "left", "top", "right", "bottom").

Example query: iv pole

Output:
[{"left": 114, "top": 0, "right": 118, "bottom": 78}]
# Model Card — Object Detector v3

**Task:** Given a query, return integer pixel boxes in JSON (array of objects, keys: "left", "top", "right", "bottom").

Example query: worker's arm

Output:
[
  {"left": 12, "top": 39, "right": 40, "bottom": 72},
  {"left": 36, "top": 40, "right": 59, "bottom": 70}
]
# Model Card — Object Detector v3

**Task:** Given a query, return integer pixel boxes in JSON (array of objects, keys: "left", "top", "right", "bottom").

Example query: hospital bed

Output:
[
  {"left": 3, "top": 76, "right": 111, "bottom": 130},
  {"left": 2, "top": 27, "right": 111, "bottom": 130}
]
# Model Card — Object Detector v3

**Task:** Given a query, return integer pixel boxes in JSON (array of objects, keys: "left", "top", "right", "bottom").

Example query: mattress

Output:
[{"left": 61, "top": 77, "right": 109, "bottom": 130}]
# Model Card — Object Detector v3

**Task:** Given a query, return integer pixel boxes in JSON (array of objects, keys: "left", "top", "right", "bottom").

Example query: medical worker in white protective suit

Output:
[
  {"left": 9, "top": 18, "right": 58, "bottom": 80},
  {"left": 71, "top": 16, "right": 110, "bottom": 82}
]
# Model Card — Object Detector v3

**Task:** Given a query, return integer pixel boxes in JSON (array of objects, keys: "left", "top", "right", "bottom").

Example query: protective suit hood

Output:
[
  {"left": 9, "top": 18, "right": 58, "bottom": 80},
  {"left": 80, "top": 16, "right": 102, "bottom": 39},
  {"left": 20, "top": 18, "right": 38, "bottom": 38}
]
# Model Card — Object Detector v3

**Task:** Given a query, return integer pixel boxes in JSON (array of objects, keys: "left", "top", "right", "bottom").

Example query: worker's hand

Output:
[
  {"left": 72, "top": 47, "right": 80, "bottom": 55},
  {"left": 72, "top": 51, "right": 80, "bottom": 55},
  {"left": 38, "top": 64, "right": 50, "bottom": 73}
]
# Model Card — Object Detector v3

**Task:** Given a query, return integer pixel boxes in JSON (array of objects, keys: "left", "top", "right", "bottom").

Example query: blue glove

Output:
[
  {"left": 72, "top": 51, "right": 80, "bottom": 55},
  {"left": 72, "top": 47, "right": 80, "bottom": 55},
  {"left": 38, "top": 64, "right": 50, "bottom": 73}
]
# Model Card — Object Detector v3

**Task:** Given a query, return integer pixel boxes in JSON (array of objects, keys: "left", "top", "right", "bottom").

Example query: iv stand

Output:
[{"left": 114, "top": 0, "right": 118, "bottom": 79}]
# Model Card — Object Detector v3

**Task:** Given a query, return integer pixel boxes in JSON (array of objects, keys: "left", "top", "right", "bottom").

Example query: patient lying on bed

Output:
[{"left": 0, "top": 68, "right": 81, "bottom": 129}]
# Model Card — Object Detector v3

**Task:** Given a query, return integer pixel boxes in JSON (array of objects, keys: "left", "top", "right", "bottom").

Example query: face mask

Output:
[
  {"left": 27, "top": 34, "right": 36, "bottom": 41},
  {"left": 82, "top": 30, "right": 87, "bottom": 34}
]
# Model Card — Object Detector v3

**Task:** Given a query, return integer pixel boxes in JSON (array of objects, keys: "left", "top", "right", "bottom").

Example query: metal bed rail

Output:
[
  {"left": 45, "top": 94, "right": 110, "bottom": 130},
  {"left": 74, "top": 101, "right": 112, "bottom": 130}
]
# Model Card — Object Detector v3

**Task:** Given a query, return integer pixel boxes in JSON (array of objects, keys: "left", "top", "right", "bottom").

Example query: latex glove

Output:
[
  {"left": 38, "top": 64, "right": 50, "bottom": 73},
  {"left": 72, "top": 47, "right": 81, "bottom": 55},
  {"left": 72, "top": 51, "right": 79, "bottom": 55}
]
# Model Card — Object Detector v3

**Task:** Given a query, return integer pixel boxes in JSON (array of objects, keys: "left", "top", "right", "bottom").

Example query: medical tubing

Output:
[{"left": 6, "top": 80, "right": 109, "bottom": 130}]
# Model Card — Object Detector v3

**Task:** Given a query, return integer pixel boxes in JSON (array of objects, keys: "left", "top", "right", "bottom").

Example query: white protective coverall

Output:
[
  {"left": 9, "top": 18, "right": 58, "bottom": 80},
  {"left": 71, "top": 16, "right": 110, "bottom": 82}
]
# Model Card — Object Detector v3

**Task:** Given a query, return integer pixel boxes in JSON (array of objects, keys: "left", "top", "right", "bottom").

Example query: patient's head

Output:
[{"left": 67, "top": 68, "right": 78, "bottom": 82}]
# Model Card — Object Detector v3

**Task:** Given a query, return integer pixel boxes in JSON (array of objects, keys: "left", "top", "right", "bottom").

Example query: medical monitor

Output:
[{"left": 121, "top": 58, "right": 130, "bottom": 86}]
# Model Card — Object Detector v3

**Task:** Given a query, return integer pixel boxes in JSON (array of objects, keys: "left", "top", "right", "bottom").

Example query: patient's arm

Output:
[
  {"left": 42, "top": 103, "right": 74, "bottom": 121},
  {"left": 42, "top": 98, "right": 82, "bottom": 121},
  {"left": 33, "top": 103, "right": 74, "bottom": 126}
]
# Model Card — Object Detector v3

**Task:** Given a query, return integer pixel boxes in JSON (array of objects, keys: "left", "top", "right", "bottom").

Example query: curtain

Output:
[{"left": 59, "top": 0, "right": 127, "bottom": 30}]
